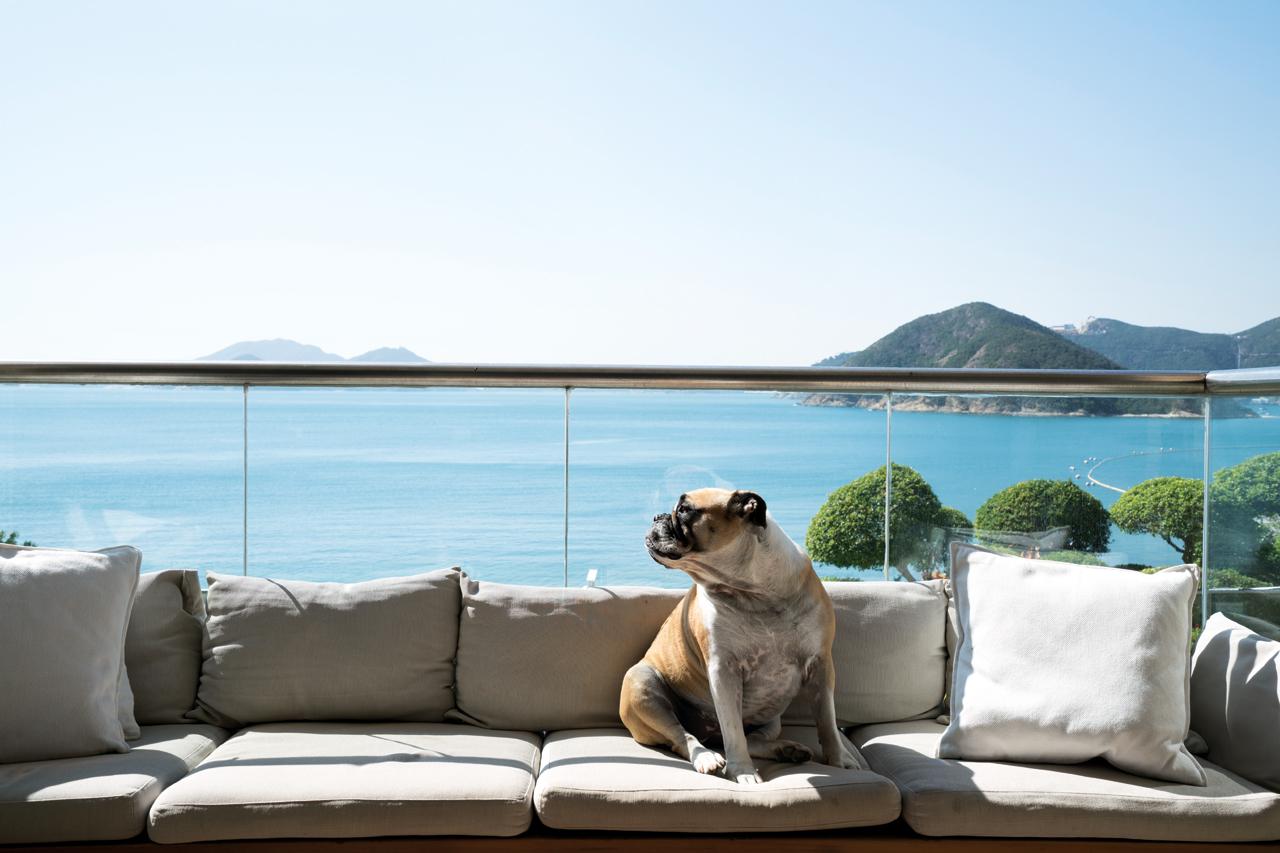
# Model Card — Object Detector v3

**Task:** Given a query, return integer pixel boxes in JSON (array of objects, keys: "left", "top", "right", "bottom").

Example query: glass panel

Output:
[
  {"left": 245, "top": 387, "right": 564, "bottom": 583},
  {"left": 1206, "top": 393, "right": 1280, "bottom": 630},
  {"left": 0, "top": 384, "right": 243, "bottom": 579},
  {"left": 887, "top": 393, "right": 1207, "bottom": 580},
  {"left": 567, "top": 389, "right": 887, "bottom": 587}
]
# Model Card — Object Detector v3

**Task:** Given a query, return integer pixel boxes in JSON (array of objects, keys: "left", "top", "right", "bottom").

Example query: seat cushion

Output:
[
  {"left": 534, "top": 727, "right": 900, "bottom": 832},
  {"left": 147, "top": 722, "right": 540, "bottom": 842},
  {"left": 0, "top": 724, "right": 228, "bottom": 844},
  {"left": 852, "top": 721, "right": 1280, "bottom": 842}
]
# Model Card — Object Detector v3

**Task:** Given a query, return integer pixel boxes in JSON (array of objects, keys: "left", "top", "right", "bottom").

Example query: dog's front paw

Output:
[
  {"left": 690, "top": 746, "right": 726, "bottom": 775},
  {"left": 827, "top": 746, "right": 869, "bottom": 771},
  {"left": 726, "top": 762, "right": 762, "bottom": 784},
  {"left": 772, "top": 739, "right": 813, "bottom": 763}
]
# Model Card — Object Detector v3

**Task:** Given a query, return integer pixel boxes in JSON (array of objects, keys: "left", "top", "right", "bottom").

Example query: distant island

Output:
[
  {"left": 199, "top": 340, "right": 429, "bottom": 364},
  {"left": 807, "top": 303, "right": 1271, "bottom": 417}
]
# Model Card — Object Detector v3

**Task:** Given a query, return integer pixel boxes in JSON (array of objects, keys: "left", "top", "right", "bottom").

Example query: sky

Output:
[{"left": 1, "top": 1, "right": 1277, "bottom": 365}]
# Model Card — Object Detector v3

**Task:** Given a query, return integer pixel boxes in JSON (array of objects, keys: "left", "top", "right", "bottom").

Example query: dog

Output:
[{"left": 621, "top": 487, "right": 868, "bottom": 784}]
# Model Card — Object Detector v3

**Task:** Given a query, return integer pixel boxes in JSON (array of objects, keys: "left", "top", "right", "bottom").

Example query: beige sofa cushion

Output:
[
  {"left": 785, "top": 579, "right": 947, "bottom": 725},
  {"left": 1191, "top": 612, "right": 1280, "bottom": 791},
  {"left": 189, "top": 570, "right": 460, "bottom": 727},
  {"left": 127, "top": 570, "right": 206, "bottom": 724},
  {"left": 942, "top": 544, "right": 1204, "bottom": 785},
  {"left": 148, "top": 723, "right": 540, "bottom": 842},
  {"left": 535, "top": 727, "right": 900, "bottom": 832},
  {"left": 0, "top": 724, "right": 228, "bottom": 844},
  {"left": 450, "top": 579, "right": 683, "bottom": 730},
  {"left": 853, "top": 720, "right": 1280, "bottom": 842},
  {"left": 0, "top": 543, "right": 140, "bottom": 763}
]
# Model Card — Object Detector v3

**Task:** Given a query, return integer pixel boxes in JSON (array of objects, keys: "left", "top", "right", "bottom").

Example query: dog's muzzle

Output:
[{"left": 646, "top": 513, "right": 686, "bottom": 563}]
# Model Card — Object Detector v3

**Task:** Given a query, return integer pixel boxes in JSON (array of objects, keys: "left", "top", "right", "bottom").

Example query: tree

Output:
[
  {"left": 1, "top": 530, "right": 35, "bottom": 547},
  {"left": 936, "top": 506, "right": 972, "bottom": 530},
  {"left": 1210, "top": 451, "right": 1280, "bottom": 584},
  {"left": 806, "top": 464, "right": 948, "bottom": 580},
  {"left": 1110, "top": 477, "right": 1202, "bottom": 564},
  {"left": 974, "top": 479, "right": 1111, "bottom": 553}
]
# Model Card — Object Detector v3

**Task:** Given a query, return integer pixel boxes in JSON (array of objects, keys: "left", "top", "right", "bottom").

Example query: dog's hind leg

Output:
[
  {"left": 746, "top": 716, "right": 814, "bottom": 763},
  {"left": 620, "top": 661, "right": 725, "bottom": 775}
]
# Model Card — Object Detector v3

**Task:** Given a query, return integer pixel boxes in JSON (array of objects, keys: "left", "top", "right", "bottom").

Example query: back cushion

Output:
[
  {"left": 125, "top": 569, "right": 206, "bottom": 724},
  {"left": 785, "top": 580, "right": 948, "bottom": 726},
  {"left": 189, "top": 569, "right": 460, "bottom": 728},
  {"left": 450, "top": 579, "right": 683, "bottom": 731}
]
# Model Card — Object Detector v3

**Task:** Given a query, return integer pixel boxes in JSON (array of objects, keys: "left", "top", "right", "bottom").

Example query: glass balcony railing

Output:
[{"left": 1, "top": 362, "right": 1277, "bottom": 632}]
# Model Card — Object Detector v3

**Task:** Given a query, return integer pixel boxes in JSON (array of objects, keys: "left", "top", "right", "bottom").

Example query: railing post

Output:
[
  {"left": 884, "top": 393, "right": 893, "bottom": 582},
  {"left": 242, "top": 383, "right": 249, "bottom": 577},
  {"left": 563, "top": 386, "right": 572, "bottom": 587},
  {"left": 1201, "top": 396, "right": 1212, "bottom": 626}
]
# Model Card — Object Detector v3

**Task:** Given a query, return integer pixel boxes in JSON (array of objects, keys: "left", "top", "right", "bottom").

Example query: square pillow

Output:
[
  {"left": 189, "top": 570, "right": 460, "bottom": 728},
  {"left": 125, "top": 569, "right": 206, "bottom": 724},
  {"left": 940, "top": 543, "right": 1205, "bottom": 786},
  {"left": 0, "top": 544, "right": 140, "bottom": 763},
  {"left": 1191, "top": 612, "right": 1280, "bottom": 791}
]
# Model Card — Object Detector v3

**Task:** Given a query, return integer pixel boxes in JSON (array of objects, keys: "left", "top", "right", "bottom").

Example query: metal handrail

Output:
[{"left": 0, "top": 361, "right": 1247, "bottom": 395}]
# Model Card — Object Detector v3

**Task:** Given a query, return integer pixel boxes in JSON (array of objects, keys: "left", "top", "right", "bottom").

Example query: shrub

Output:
[
  {"left": 975, "top": 479, "right": 1111, "bottom": 553},
  {"left": 1111, "top": 476, "right": 1202, "bottom": 564},
  {"left": 806, "top": 464, "right": 945, "bottom": 579}
]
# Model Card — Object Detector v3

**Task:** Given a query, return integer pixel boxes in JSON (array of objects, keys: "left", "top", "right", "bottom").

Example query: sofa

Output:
[{"left": 2, "top": 565, "right": 1278, "bottom": 849}]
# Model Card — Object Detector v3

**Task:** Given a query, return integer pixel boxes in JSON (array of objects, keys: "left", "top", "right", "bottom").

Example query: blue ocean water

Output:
[{"left": 0, "top": 384, "right": 1274, "bottom": 587}]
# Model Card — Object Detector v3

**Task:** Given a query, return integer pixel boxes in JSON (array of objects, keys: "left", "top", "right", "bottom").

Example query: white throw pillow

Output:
[
  {"left": 0, "top": 544, "right": 141, "bottom": 763},
  {"left": 1191, "top": 612, "right": 1280, "bottom": 790},
  {"left": 940, "top": 543, "right": 1205, "bottom": 786}
]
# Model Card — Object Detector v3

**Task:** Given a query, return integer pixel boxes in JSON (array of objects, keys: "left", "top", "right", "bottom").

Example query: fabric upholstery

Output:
[
  {"left": 853, "top": 720, "right": 1280, "bottom": 841},
  {"left": 785, "top": 579, "right": 947, "bottom": 725},
  {"left": 0, "top": 543, "right": 140, "bottom": 762},
  {"left": 450, "top": 579, "right": 683, "bottom": 730},
  {"left": 534, "top": 727, "right": 900, "bottom": 832},
  {"left": 0, "top": 724, "right": 227, "bottom": 844},
  {"left": 127, "top": 569, "right": 206, "bottom": 724},
  {"left": 147, "top": 722, "right": 540, "bottom": 841},
  {"left": 1191, "top": 612, "right": 1280, "bottom": 791},
  {"left": 941, "top": 543, "right": 1204, "bottom": 785},
  {"left": 189, "top": 569, "right": 460, "bottom": 727}
]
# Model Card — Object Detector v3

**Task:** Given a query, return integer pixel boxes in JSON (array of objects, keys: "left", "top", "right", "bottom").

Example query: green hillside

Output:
[
  {"left": 1238, "top": 317, "right": 1280, "bottom": 369},
  {"left": 827, "top": 302, "right": 1121, "bottom": 370},
  {"left": 809, "top": 303, "right": 1204, "bottom": 416},
  {"left": 1060, "top": 318, "right": 1239, "bottom": 371}
]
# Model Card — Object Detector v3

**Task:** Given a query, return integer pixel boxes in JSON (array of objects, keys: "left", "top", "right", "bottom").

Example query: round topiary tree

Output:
[
  {"left": 806, "top": 464, "right": 946, "bottom": 580},
  {"left": 1210, "top": 451, "right": 1280, "bottom": 583},
  {"left": 936, "top": 506, "right": 972, "bottom": 530},
  {"left": 974, "top": 479, "right": 1111, "bottom": 553},
  {"left": 1110, "top": 476, "right": 1202, "bottom": 564}
]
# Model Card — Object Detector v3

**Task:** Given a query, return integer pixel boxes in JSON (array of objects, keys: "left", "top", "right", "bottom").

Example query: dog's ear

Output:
[{"left": 728, "top": 490, "right": 767, "bottom": 527}]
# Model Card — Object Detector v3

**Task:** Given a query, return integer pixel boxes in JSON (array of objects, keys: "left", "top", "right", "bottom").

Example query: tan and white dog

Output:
[{"left": 621, "top": 488, "right": 868, "bottom": 784}]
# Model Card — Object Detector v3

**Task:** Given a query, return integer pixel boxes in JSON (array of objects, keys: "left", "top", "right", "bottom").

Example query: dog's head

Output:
[{"left": 646, "top": 488, "right": 769, "bottom": 584}]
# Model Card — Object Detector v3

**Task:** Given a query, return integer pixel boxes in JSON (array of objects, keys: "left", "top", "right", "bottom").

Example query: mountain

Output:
[
  {"left": 348, "top": 347, "right": 429, "bottom": 363},
  {"left": 200, "top": 340, "right": 430, "bottom": 363},
  {"left": 1238, "top": 317, "right": 1280, "bottom": 369},
  {"left": 824, "top": 302, "right": 1121, "bottom": 371},
  {"left": 200, "top": 339, "right": 345, "bottom": 362},
  {"left": 808, "top": 303, "right": 1203, "bottom": 416},
  {"left": 1059, "top": 318, "right": 1238, "bottom": 371}
]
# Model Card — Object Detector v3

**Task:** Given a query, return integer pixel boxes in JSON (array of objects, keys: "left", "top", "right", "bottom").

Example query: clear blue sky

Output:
[{"left": 2, "top": 1, "right": 1276, "bottom": 364}]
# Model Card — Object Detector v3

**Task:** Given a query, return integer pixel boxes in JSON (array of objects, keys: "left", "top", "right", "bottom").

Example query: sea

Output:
[{"left": 1, "top": 384, "right": 1276, "bottom": 588}]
